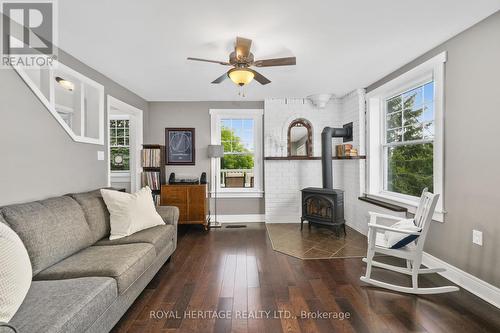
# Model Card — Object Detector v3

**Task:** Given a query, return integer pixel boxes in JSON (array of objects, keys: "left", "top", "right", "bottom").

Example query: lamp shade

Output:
[{"left": 207, "top": 144, "right": 224, "bottom": 158}]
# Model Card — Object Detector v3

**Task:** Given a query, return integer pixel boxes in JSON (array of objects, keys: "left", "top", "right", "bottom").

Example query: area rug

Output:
[{"left": 266, "top": 223, "right": 368, "bottom": 260}]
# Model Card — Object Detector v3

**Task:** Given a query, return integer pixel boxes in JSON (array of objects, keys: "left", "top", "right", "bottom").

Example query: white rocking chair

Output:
[{"left": 360, "top": 189, "right": 459, "bottom": 294}]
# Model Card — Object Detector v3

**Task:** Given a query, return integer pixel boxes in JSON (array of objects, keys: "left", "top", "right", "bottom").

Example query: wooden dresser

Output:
[{"left": 160, "top": 184, "right": 209, "bottom": 230}]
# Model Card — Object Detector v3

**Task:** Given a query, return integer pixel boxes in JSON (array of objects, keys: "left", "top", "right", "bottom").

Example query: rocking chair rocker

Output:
[{"left": 360, "top": 189, "right": 459, "bottom": 294}]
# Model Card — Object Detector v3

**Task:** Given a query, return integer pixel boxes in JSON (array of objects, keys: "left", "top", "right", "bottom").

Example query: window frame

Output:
[
  {"left": 382, "top": 79, "right": 435, "bottom": 199},
  {"left": 366, "top": 52, "right": 446, "bottom": 221},
  {"left": 109, "top": 115, "right": 131, "bottom": 173},
  {"left": 209, "top": 109, "right": 264, "bottom": 198}
]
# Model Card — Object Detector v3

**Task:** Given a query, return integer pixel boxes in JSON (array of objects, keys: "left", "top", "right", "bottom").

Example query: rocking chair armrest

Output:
[
  {"left": 367, "top": 223, "right": 421, "bottom": 235},
  {"left": 368, "top": 212, "right": 405, "bottom": 222}
]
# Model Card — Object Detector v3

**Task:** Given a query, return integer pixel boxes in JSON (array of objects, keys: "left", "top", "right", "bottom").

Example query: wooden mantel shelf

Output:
[{"left": 265, "top": 156, "right": 366, "bottom": 161}]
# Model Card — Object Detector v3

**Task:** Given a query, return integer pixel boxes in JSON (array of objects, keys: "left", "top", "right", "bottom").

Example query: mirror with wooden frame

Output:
[{"left": 287, "top": 119, "right": 312, "bottom": 157}]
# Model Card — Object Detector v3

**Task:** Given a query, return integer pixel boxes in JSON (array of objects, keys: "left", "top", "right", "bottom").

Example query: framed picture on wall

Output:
[{"left": 165, "top": 128, "right": 196, "bottom": 165}]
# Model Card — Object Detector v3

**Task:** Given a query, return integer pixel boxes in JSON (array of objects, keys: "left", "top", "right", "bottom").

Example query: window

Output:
[
  {"left": 210, "top": 109, "right": 263, "bottom": 198},
  {"left": 384, "top": 81, "right": 434, "bottom": 197},
  {"left": 110, "top": 118, "right": 130, "bottom": 171},
  {"left": 367, "top": 52, "right": 445, "bottom": 221},
  {"left": 221, "top": 119, "right": 255, "bottom": 189}
]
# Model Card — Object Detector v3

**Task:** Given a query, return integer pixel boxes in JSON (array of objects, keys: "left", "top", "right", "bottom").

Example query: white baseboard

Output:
[
  {"left": 422, "top": 252, "right": 500, "bottom": 308},
  {"left": 265, "top": 215, "right": 300, "bottom": 223},
  {"left": 214, "top": 214, "right": 265, "bottom": 223},
  {"left": 265, "top": 218, "right": 300, "bottom": 223}
]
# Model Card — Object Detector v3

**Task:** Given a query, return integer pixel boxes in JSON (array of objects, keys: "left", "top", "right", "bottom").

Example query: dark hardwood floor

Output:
[{"left": 112, "top": 223, "right": 500, "bottom": 333}]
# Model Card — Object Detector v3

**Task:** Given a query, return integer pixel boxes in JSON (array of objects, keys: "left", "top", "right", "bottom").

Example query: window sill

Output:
[
  {"left": 111, "top": 171, "right": 131, "bottom": 181},
  {"left": 358, "top": 196, "right": 407, "bottom": 212},
  {"left": 209, "top": 191, "right": 264, "bottom": 199},
  {"left": 365, "top": 192, "right": 445, "bottom": 222}
]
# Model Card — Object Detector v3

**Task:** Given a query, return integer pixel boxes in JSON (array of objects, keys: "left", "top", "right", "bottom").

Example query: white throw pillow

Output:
[
  {"left": 101, "top": 187, "right": 165, "bottom": 240},
  {"left": 0, "top": 221, "right": 32, "bottom": 322},
  {"left": 385, "top": 219, "right": 421, "bottom": 249}
]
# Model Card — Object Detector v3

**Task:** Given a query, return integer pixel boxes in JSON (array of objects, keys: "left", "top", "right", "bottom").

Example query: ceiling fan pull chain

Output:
[{"left": 238, "top": 86, "right": 246, "bottom": 98}]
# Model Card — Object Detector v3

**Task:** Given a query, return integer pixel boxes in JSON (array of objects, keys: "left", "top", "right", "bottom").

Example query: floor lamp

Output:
[{"left": 208, "top": 144, "right": 224, "bottom": 228}]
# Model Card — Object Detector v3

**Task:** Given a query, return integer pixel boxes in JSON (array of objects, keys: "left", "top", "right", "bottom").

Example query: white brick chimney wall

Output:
[
  {"left": 338, "top": 89, "right": 367, "bottom": 233},
  {"left": 264, "top": 91, "right": 373, "bottom": 229},
  {"left": 264, "top": 98, "right": 343, "bottom": 157}
]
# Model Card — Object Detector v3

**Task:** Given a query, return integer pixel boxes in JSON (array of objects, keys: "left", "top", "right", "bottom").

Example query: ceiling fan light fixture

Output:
[
  {"left": 187, "top": 37, "right": 295, "bottom": 86},
  {"left": 228, "top": 68, "right": 254, "bottom": 86}
]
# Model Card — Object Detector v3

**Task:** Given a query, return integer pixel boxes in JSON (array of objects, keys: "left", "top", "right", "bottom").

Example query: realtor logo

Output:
[{"left": 1, "top": 0, "right": 57, "bottom": 67}]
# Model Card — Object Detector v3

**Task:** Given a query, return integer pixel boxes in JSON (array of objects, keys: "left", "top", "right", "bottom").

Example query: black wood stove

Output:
[
  {"left": 300, "top": 126, "right": 352, "bottom": 235},
  {"left": 301, "top": 187, "right": 345, "bottom": 234}
]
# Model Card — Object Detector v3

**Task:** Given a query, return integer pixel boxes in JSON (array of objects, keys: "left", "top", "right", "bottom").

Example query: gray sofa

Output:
[{"left": 0, "top": 189, "right": 179, "bottom": 333}]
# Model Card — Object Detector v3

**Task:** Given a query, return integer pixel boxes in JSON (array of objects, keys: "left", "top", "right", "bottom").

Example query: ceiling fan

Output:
[{"left": 187, "top": 37, "right": 296, "bottom": 86}]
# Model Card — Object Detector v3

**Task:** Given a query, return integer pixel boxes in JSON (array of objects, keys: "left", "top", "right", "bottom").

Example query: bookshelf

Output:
[{"left": 141, "top": 144, "right": 166, "bottom": 206}]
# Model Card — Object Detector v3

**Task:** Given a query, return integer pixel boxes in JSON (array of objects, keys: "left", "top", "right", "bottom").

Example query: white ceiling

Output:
[{"left": 58, "top": 0, "right": 500, "bottom": 101}]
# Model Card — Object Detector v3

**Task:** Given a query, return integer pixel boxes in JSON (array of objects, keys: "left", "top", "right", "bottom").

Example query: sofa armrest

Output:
[
  {"left": 156, "top": 206, "right": 179, "bottom": 226},
  {"left": 156, "top": 206, "right": 179, "bottom": 252}
]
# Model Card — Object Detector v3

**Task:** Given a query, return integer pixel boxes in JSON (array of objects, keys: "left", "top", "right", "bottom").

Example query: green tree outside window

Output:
[
  {"left": 386, "top": 82, "right": 434, "bottom": 197},
  {"left": 220, "top": 127, "right": 254, "bottom": 170}
]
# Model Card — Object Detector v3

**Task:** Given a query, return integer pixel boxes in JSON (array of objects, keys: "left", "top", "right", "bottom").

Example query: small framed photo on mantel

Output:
[{"left": 165, "top": 128, "right": 196, "bottom": 165}]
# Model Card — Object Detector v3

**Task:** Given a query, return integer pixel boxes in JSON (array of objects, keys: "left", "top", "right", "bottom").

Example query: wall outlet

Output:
[
  {"left": 97, "top": 151, "right": 105, "bottom": 161},
  {"left": 472, "top": 229, "right": 483, "bottom": 246}
]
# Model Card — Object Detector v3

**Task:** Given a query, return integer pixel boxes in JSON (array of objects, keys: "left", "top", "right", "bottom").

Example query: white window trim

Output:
[
  {"left": 209, "top": 109, "right": 264, "bottom": 198},
  {"left": 106, "top": 96, "right": 144, "bottom": 192},
  {"left": 366, "top": 52, "right": 446, "bottom": 222}
]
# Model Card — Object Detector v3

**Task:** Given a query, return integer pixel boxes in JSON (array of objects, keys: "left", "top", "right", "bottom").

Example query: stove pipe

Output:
[{"left": 321, "top": 126, "right": 352, "bottom": 189}]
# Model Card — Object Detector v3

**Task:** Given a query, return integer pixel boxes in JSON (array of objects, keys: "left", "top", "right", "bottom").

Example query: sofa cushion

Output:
[
  {"left": 95, "top": 224, "right": 175, "bottom": 254},
  {"left": 70, "top": 190, "right": 111, "bottom": 243},
  {"left": 9, "top": 277, "right": 117, "bottom": 333},
  {"left": 35, "top": 243, "right": 156, "bottom": 294},
  {"left": 1, "top": 196, "right": 93, "bottom": 276}
]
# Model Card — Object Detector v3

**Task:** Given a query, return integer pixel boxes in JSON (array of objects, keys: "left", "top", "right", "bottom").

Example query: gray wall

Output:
[
  {"left": 367, "top": 11, "right": 500, "bottom": 286},
  {"left": 147, "top": 101, "right": 265, "bottom": 215},
  {"left": 0, "top": 49, "right": 148, "bottom": 206}
]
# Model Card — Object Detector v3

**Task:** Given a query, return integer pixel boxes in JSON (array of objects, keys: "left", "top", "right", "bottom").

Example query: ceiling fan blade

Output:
[
  {"left": 235, "top": 37, "right": 252, "bottom": 60},
  {"left": 211, "top": 72, "right": 229, "bottom": 84},
  {"left": 249, "top": 69, "right": 271, "bottom": 85},
  {"left": 187, "top": 57, "right": 230, "bottom": 66},
  {"left": 253, "top": 57, "right": 296, "bottom": 67}
]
